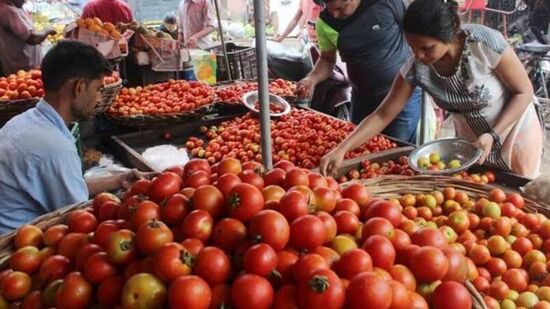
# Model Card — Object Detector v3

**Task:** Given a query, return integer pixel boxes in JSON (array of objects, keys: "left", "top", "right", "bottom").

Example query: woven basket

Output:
[
  {"left": 0, "top": 200, "right": 92, "bottom": 268},
  {"left": 107, "top": 103, "right": 213, "bottom": 128},
  {"left": 0, "top": 98, "right": 40, "bottom": 127},
  {"left": 94, "top": 79, "right": 123, "bottom": 115}
]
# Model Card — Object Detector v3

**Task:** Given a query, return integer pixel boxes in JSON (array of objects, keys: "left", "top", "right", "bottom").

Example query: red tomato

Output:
[
  {"left": 363, "top": 200, "right": 402, "bottom": 227},
  {"left": 410, "top": 246, "right": 450, "bottom": 282},
  {"left": 263, "top": 168, "right": 286, "bottom": 187},
  {"left": 97, "top": 276, "right": 124, "bottom": 308},
  {"left": 392, "top": 229, "right": 412, "bottom": 252},
  {"left": 39, "top": 255, "right": 71, "bottom": 283},
  {"left": 97, "top": 201, "right": 120, "bottom": 222},
  {"left": 136, "top": 219, "right": 174, "bottom": 256},
  {"left": 21, "top": 290, "right": 43, "bottom": 309},
  {"left": 313, "top": 187, "right": 338, "bottom": 213},
  {"left": 362, "top": 217, "right": 395, "bottom": 241},
  {"left": 283, "top": 168, "right": 310, "bottom": 189},
  {"left": 106, "top": 229, "right": 137, "bottom": 265},
  {"left": 316, "top": 211, "right": 338, "bottom": 244},
  {"left": 389, "top": 264, "right": 417, "bottom": 291},
  {"left": 194, "top": 247, "right": 232, "bottom": 285},
  {"left": 335, "top": 249, "right": 373, "bottom": 280},
  {"left": 55, "top": 272, "right": 92, "bottom": 309},
  {"left": 185, "top": 170, "right": 211, "bottom": 188},
  {"left": 183, "top": 159, "right": 211, "bottom": 178},
  {"left": 274, "top": 285, "right": 299, "bottom": 309},
  {"left": 210, "top": 284, "right": 231, "bottom": 309},
  {"left": 334, "top": 198, "right": 361, "bottom": 217},
  {"left": 43, "top": 224, "right": 69, "bottom": 247},
  {"left": 333, "top": 210, "right": 360, "bottom": 236},
  {"left": 148, "top": 172, "right": 182, "bottom": 202},
  {"left": 192, "top": 185, "right": 225, "bottom": 219},
  {"left": 293, "top": 254, "right": 329, "bottom": 283},
  {"left": 243, "top": 243, "right": 278, "bottom": 277},
  {"left": 215, "top": 173, "right": 242, "bottom": 197},
  {"left": 181, "top": 238, "right": 205, "bottom": 256},
  {"left": 129, "top": 200, "right": 161, "bottom": 230},
  {"left": 341, "top": 183, "right": 370, "bottom": 209},
  {"left": 153, "top": 242, "right": 193, "bottom": 282},
  {"left": 93, "top": 193, "right": 120, "bottom": 216},
  {"left": 442, "top": 247, "right": 469, "bottom": 283},
  {"left": 411, "top": 228, "right": 448, "bottom": 249},
  {"left": 231, "top": 274, "right": 274, "bottom": 309},
  {"left": 93, "top": 220, "right": 121, "bottom": 249},
  {"left": 84, "top": 252, "right": 116, "bottom": 284},
  {"left": 9, "top": 246, "right": 41, "bottom": 274},
  {"left": 277, "top": 190, "right": 309, "bottom": 223},
  {"left": 75, "top": 243, "right": 103, "bottom": 271},
  {"left": 249, "top": 210, "right": 290, "bottom": 252},
  {"left": 57, "top": 233, "right": 90, "bottom": 261},
  {"left": 239, "top": 170, "right": 265, "bottom": 190},
  {"left": 276, "top": 250, "right": 300, "bottom": 284},
  {"left": 226, "top": 183, "right": 264, "bottom": 222},
  {"left": 346, "top": 271, "right": 392, "bottom": 309},
  {"left": 431, "top": 281, "right": 472, "bottom": 309},
  {"left": 218, "top": 157, "right": 243, "bottom": 176},
  {"left": 289, "top": 215, "right": 326, "bottom": 251},
  {"left": 160, "top": 193, "right": 189, "bottom": 226},
  {"left": 1, "top": 271, "right": 31, "bottom": 301},
  {"left": 362, "top": 235, "right": 396, "bottom": 270},
  {"left": 212, "top": 218, "right": 247, "bottom": 253},
  {"left": 180, "top": 209, "right": 213, "bottom": 242},
  {"left": 389, "top": 280, "right": 412, "bottom": 309},
  {"left": 169, "top": 275, "right": 212, "bottom": 309},
  {"left": 297, "top": 268, "right": 345, "bottom": 309},
  {"left": 67, "top": 210, "right": 98, "bottom": 234}
]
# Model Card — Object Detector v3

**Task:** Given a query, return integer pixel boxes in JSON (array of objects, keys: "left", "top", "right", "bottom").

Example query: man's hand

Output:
[
  {"left": 296, "top": 76, "right": 317, "bottom": 100},
  {"left": 319, "top": 147, "right": 347, "bottom": 176},
  {"left": 184, "top": 36, "right": 199, "bottom": 48},
  {"left": 274, "top": 34, "right": 284, "bottom": 42},
  {"left": 119, "top": 169, "right": 158, "bottom": 189}
]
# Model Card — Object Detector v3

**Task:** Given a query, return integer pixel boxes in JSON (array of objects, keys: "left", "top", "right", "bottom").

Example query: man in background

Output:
[
  {"left": 177, "top": 0, "right": 216, "bottom": 49},
  {"left": 81, "top": 0, "right": 134, "bottom": 24}
]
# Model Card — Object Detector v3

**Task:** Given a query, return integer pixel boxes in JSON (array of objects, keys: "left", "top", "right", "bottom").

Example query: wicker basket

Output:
[
  {"left": 0, "top": 98, "right": 40, "bottom": 127},
  {"left": 94, "top": 79, "right": 123, "bottom": 115},
  {"left": 0, "top": 200, "right": 92, "bottom": 268},
  {"left": 107, "top": 103, "right": 213, "bottom": 128}
]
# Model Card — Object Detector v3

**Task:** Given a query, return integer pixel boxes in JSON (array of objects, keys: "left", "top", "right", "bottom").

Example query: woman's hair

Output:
[{"left": 403, "top": 0, "right": 461, "bottom": 43}]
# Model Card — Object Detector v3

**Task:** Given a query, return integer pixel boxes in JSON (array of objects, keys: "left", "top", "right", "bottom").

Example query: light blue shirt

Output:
[{"left": 0, "top": 100, "right": 89, "bottom": 234}]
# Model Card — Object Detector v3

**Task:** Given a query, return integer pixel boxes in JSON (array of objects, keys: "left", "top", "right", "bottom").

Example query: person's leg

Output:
[{"left": 381, "top": 87, "right": 422, "bottom": 144}]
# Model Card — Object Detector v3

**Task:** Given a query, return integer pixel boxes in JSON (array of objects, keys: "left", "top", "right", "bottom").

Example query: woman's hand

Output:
[
  {"left": 473, "top": 133, "right": 494, "bottom": 165},
  {"left": 319, "top": 147, "right": 347, "bottom": 176}
]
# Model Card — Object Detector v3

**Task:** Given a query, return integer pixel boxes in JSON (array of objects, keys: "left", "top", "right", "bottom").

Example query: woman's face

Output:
[{"left": 405, "top": 33, "right": 450, "bottom": 65}]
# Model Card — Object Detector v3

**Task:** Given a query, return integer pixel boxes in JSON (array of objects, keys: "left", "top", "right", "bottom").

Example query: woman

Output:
[{"left": 320, "top": 0, "right": 544, "bottom": 178}]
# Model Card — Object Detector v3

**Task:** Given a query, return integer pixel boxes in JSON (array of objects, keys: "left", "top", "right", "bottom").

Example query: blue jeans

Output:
[{"left": 351, "top": 87, "right": 422, "bottom": 144}]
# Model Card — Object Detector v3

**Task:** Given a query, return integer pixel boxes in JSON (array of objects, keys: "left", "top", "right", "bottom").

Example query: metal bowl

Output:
[
  {"left": 242, "top": 91, "right": 291, "bottom": 118},
  {"left": 408, "top": 138, "right": 482, "bottom": 175}
]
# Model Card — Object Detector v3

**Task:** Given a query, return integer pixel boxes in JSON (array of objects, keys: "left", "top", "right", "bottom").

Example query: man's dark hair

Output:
[
  {"left": 41, "top": 40, "right": 112, "bottom": 92},
  {"left": 403, "top": 0, "right": 461, "bottom": 43},
  {"left": 164, "top": 12, "right": 178, "bottom": 24}
]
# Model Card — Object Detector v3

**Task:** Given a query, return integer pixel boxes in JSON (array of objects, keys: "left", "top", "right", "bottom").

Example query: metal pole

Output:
[
  {"left": 253, "top": 0, "right": 273, "bottom": 169},
  {"left": 419, "top": 90, "right": 429, "bottom": 145},
  {"left": 212, "top": 0, "right": 232, "bottom": 80}
]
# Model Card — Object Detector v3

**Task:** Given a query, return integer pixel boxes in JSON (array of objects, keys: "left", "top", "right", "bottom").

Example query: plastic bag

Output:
[
  {"left": 523, "top": 173, "right": 550, "bottom": 206},
  {"left": 141, "top": 145, "right": 189, "bottom": 172},
  {"left": 84, "top": 154, "right": 129, "bottom": 179}
]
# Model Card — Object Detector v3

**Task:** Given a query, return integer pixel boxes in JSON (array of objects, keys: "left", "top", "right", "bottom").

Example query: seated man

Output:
[{"left": 0, "top": 41, "right": 147, "bottom": 234}]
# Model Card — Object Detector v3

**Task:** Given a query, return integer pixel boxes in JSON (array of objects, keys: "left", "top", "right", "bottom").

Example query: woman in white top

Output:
[{"left": 320, "top": 0, "right": 544, "bottom": 178}]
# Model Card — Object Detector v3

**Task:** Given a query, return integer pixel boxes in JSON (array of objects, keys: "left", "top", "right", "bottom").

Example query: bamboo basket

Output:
[
  {"left": 94, "top": 79, "right": 123, "bottom": 115},
  {"left": 106, "top": 103, "right": 213, "bottom": 128},
  {"left": 344, "top": 174, "right": 550, "bottom": 309},
  {"left": 0, "top": 200, "right": 92, "bottom": 268}
]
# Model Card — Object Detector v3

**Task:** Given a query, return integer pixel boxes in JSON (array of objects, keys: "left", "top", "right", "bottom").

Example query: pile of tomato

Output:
[
  {"left": 108, "top": 80, "right": 215, "bottom": 117},
  {"left": 184, "top": 109, "right": 397, "bottom": 168},
  {"left": 0, "top": 70, "right": 44, "bottom": 101},
  {"left": 337, "top": 156, "right": 499, "bottom": 185},
  {"left": 215, "top": 79, "right": 297, "bottom": 105}
]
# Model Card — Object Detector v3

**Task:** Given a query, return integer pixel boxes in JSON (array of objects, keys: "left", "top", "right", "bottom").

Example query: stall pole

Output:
[
  {"left": 213, "top": 0, "right": 232, "bottom": 80},
  {"left": 253, "top": 0, "right": 273, "bottom": 170}
]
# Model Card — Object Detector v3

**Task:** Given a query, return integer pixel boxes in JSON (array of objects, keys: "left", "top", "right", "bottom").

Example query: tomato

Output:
[
  {"left": 277, "top": 190, "right": 309, "bottom": 223},
  {"left": 273, "top": 160, "right": 295, "bottom": 173},
  {"left": 183, "top": 159, "right": 211, "bottom": 178},
  {"left": 129, "top": 200, "right": 161, "bottom": 230},
  {"left": 231, "top": 274, "right": 274, "bottom": 309},
  {"left": 153, "top": 242, "right": 193, "bottom": 282},
  {"left": 276, "top": 250, "right": 299, "bottom": 284},
  {"left": 274, "top": 285, "right": 299, "bottom": 309},
  {"left": 210, "top": 284, "right": 231, "bottom": 309},
  {"left": 317, "top": 211, "right": 338, "bottom": 244},
  {"left": 363, "top": 200, "right": 402, "bottom": 227},
  {"left": 181, "top": 238, "right": 205, "bottom": 256},
  {"left": 334, "top": 248, "right": 373, "bottom": 280},
  {"left": 226, "top": 183, "right": 264, "bottom": 222},
  {"left": 248, "top": 210, "right": 289, "bottom": 251},
  {"left": 97, "top": 276, "right": 124, "bottom": 307},
  {"left": 346, "top": 271, "right": 392, "bottom": 309},
  {"left": 410, "top": 246, "right": 449, "bottom": 282},
  {"left": 212, "top": 218, "right": 247, "bottom": 253},
  {"left": 122, "top": 273, "right": 167, "bottom": 309},
  {"left": 106, "top": 229, "right": 137, "bottom": 265},
  {"left": 57, "top": 233, "right": 89, "bottom": 261},
  {"left": 389, "top": 280, "right": 412, "bottom": 309},
  {"left": 334, "top": 198, "right": 361, "bottom": 217},
  {"left": 293, "top": 253, "right": 329, "bottom": 283},
  {"left": 1, "top": 271, "right": 31, "bottom": 301},
  {"left": 507, "top": 192, "right": 525, "bottom": 209},
  {"left": 21, "top": 290, "right": 43, "bottom": 309},
  {"left": 93, "top": 192, "right": 120, "bottom": 215},
  {"left": 118, "top": 195, "right": 143, "bottom": 220},
  {"left": 389, "top": 264, "right": 417, "bottom": 291},
  {"left": 313, "top": 187, "right": 338, "bottom": 213},
  {"left": 192, "top": 185, "right": 225, "bottom": 219},
  {"left": 392, "top": 229, "right": 411, "bottom": 252},
  {"left": 43, "top": 224, "right": 68, "bottom": 247},
  {"left": 409, "top": 291, "right": 429, "bottom": 309},
  {"left": 75, "top": 243, "right": 103, "bottom": 271},
  {"left": 161, "top": 193, "right": 189, "bottom": 226},
  {"left": 218, "top": 157, "right": 243, "bottom": 176},
  {"left": 67, "top": 210, "right": 98, "bottom": 234},
  {"left": 502, "top": 268, "right": 528, "bottom": 292},
  {"left": 55, "top": 272, "right": 92, "bottom": 309},
  {"left": 215, "top": 173, "right": 242, "bottom": 198},
  {"left": 148, "top": 172, "right": 182, "bottom": 203},
  {"left": 180, "top": 209, "right": 213, "bottom": 242},
  {"left": 341, "top": 183, "right": 370, "bottom": 209},
  {"left": 263, "top": 168, "right": 286, "bottom": 187},
  {"left": 239, "top": 170, "right": 265, "bottom": 190},
  {"left": 362, "top": 235, "right": 396, "bottom": 270},
  {"left": 431, "top": 281, "right": 472, "bottom": 309},
  {"left": 244, "top": 244, "right": 278, "bottom": 277},
  {"left": 289, "top": 215, "right": 326, "bottom": 251},
  {"left": 262, "top": 185, "right": 286, "bottom": 203},
  {"left": 97, "top": 200, "right": 120, "bottom": 222},
  {"left": 194, "top": 246, "right": 232, "bottom": 285},
  {"left": 93, "top": 220, "right": 120, "bottom": 249},
  {"left": 283, "top": 168, "right": 310, "bottom": 189},
  {"left": 169, "top": 275, "right": 212, "bottom": 309},
  {"left": 297, "top": 268, "right": 345, "bottom": 309},
  {"left": 39, "top": 255, "right": 71, "bottom": 283},
  {"left": 362, "top": 217, "right": 395, "bottom": 241},
  {"left": 83, "top": 252, "right": 116, "bottom": 284},
  {"left": 9, "top": 246, "right": 41, "bottom": 274},
  {"left": 14, "top": 225, "right": 43, "bottom": 249},
  {"left": 185, "top": 170, "right": 211, "bottom": 188},
  {"left": 442, "top": 247, "right": 468, "bottom": 283},
  {"left": 411, "top": 228, "right": 448, "bottom": 249},
  {"left": 136, "top": 219, "right": 174, "bottom": 255},
  {"left": 128, "top": 179, "right": 152, "bottom": 196},
  {"left": 333, "top": 210, "right": 360, "bottom": 236}
]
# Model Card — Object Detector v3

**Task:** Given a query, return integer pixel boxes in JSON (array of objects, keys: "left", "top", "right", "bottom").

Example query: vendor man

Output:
[
  {"left": 177, "top": 0, "right": 216, "bottom": 49},
  {"left": 297, "top": 0, "right": 421, "bottom": 143},
  {"left": 0, "top": 41, "right": 148, "bottom": 234},
  {"left": 81, "top": 0, "right": 134, "bottom": 24},
  {"left": 0, "top": 0, "right": 56, "bottom": 75}
]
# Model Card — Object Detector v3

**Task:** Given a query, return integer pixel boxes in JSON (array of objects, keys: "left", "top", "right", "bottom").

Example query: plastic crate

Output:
[
  {"left": 69, "top": 122, "right": 84, "bottom": 175},
  {"left": 214, "top": 42, "right": 257, "bottom": 81}
]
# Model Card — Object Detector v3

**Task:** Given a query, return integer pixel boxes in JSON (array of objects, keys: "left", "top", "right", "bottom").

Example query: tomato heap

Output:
[
  {"left": 108, "top": 80, "right": 215, "bottom": 117},
  {"left": 0, "top": 70, "right": 44, "bottom": 101},
  {"left": 215, "top": 79, "right": 297, "bottom": 105},
  {"left": 185, "top": 109, "right": 397, "bottom": 168},
  {"left": 103, "top": 71, "right": 121, "bottom": 86},
  {"left": 6, "top": 157, "right": 534, "bottom": 308},
  {"left": 338, "top": 156, "right": 498, "bottom": 184}
]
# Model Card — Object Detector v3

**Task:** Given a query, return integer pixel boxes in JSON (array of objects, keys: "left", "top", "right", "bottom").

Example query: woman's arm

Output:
[{"left": 319, "top": 74, "right": 415, "bottom": 175}]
